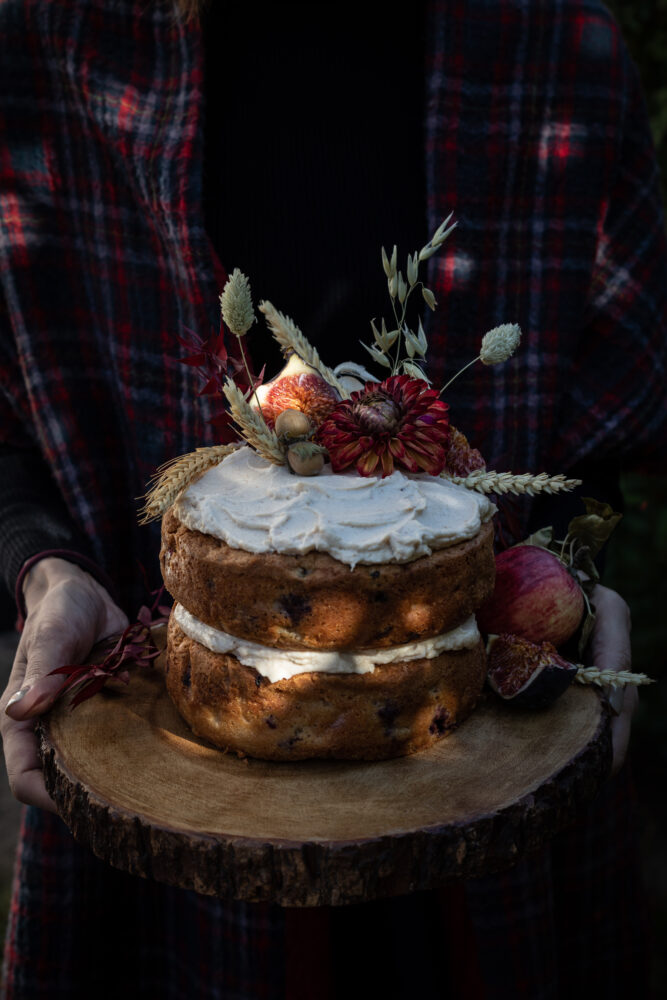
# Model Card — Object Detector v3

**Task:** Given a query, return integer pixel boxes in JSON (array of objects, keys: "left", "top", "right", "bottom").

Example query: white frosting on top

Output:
[
  {"left": 174, "top": 603, "right": 480, "bottom": 683},
  {"left": 174, "top": 446, "right": 495, "bottom": 567}
]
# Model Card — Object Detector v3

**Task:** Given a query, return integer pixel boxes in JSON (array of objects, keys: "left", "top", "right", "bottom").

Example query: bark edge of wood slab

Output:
[{"left": 38, "top": 628, "right": 612, "bottom": 907}]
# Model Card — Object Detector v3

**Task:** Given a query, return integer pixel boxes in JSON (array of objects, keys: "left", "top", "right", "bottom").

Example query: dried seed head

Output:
[
  {"left": 381, "top": 246, "right": 391, "bottom": 278},
  {"left": 397, "top": 271, "right": 407, "bottom": 304},
  {"left": 401, "top": 360, "right": 431, "bottom": 383},
  {"left": 407, "top": 252, "right": 418, "bottom": 287},
  {"left": 220, "top": 269, "right": 256, "bottom": 337},
  {"left": 422, "top": 287, "right": 437, "bottom": 310},
  {"left": 361, "top": 341, "right": 392, "bottom": 368},
  {"left": 390, "top": 244, "right": 397, "bottom": 277},
  {"left": 480, "top": 323, "right": 522, "bottom": 365}
]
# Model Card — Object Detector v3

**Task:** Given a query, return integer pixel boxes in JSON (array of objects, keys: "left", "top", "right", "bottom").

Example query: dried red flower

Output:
[
  {"left": 445, "top": 426, "right": 486, "bottom": 477},
  {"left": 317, "top": 375, "right": 450, "bottom": 477}
]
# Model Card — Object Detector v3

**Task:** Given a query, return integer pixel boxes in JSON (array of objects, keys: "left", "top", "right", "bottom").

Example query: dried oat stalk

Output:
[
  {"left": 223, "top": 378, "right": 286, "bottom": 464},
  {"left": 444, "top": 470, "right": 582, "bottom": 496},
  {"left": 258, "top": 300, "right": 349, "bottom": 398},
  {"left": 138, "top": 444, "right": 238, "bottom": 523}
]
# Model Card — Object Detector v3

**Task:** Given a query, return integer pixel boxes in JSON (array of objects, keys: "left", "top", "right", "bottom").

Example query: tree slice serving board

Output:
[{"left": 39, "top": 626, "right": 611, "bottom": 907}]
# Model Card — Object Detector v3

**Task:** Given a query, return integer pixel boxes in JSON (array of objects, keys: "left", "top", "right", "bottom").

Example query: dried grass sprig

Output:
[
  {"left": 222, "top": 378, "right": 286, "bottom": 464},
  {"left": 138, "top": 444, "right": 238, "bottom": 523},
  {"left": 220, "top": 268, "right": 255, "bottom": 337},
  {"left": 443, "top": 470, "right": 582, "bottom": 496},
  {"left": 258, "top": 300, "right": 349, "bottom": 398},
  {"left": 575, "top": 666, "right": 654, "bottom": 689}
]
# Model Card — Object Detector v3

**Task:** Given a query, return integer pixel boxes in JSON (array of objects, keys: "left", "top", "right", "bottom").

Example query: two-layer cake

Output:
[{"left": 160, "top": 445, "right": 496, "bottom": 760}]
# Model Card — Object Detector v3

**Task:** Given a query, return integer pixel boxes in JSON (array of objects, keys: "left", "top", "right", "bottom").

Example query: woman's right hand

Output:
[{"left": 0, "top": 557, "right": 128, "bottom": 811}]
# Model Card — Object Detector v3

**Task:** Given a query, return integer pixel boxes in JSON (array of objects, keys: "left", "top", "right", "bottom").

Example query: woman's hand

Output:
[
  {"left": 0, "top": 558, "right": 128, "bottom": 811},
  {"left": 588, "top": 584, "right": 637, "bottom": 775}
]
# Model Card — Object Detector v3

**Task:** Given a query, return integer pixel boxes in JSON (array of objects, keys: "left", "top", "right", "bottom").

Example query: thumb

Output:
[{"left": 6, "top": 608, "right": 128, "bottom": 722}]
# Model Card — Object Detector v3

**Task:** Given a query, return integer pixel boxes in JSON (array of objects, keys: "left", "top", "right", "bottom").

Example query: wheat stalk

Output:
[
  {"left": 222, "top": 378, "right": 286, "bottom": 465},
  {"left": 258, "top": 300, "right": 349, "bottom": 398},
  {"left": 138, "top": 444, "right": 238, "bottom": 524},
  {"left": 575, "top": 666, "right": 654, "bottom": 689},
  {"left": 444, "top": 470, "right": 582, "bottom": 496}
]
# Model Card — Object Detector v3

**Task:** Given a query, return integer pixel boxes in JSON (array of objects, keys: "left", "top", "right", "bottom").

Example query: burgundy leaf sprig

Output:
[
  {"left": 48, "top": 588, "right": 171, "bottom": 710},
  {"left": 178, "top": 325, "right": 266, "bottom": 442}
]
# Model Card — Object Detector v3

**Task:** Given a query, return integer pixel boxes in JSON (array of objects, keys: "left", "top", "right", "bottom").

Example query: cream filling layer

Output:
[
  {"left": 174, "top": 446, "right": 495, "bottom": 568},
  {"left": 174, "top": 603, "right": 480, "bottom": 684}
]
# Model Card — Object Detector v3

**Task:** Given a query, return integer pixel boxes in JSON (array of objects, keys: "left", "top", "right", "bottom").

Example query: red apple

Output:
[{"left": 476, "top": 545, "right": 584, "bottom": 647}]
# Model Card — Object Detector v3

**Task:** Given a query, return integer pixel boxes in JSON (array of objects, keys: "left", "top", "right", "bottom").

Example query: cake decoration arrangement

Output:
[{"left": 48, "top": 216, "right": 653, "bottom": 757}]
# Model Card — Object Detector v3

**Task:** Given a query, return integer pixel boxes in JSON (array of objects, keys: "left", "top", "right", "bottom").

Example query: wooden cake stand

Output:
[{"left": 39, "top": 626, "right": 611, "bottom": 907}]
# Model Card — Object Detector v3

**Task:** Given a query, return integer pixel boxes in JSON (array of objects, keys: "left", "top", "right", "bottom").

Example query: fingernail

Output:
[{"left": 6, "top": 686, "right": 31, "bottom": 711}]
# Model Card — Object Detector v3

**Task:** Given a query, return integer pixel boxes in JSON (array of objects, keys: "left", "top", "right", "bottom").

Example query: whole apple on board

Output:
[
  {"left": 476, "top": 501, "right": 625, "bottom": 708},
  {"left": 476, "top": 545, "right": 584, "bottom": 648}
]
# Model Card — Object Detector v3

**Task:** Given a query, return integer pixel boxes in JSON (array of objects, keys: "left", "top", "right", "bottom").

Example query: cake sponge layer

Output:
[
  {"left": 161, "top": 511, "right": 495, "bottom": 651},
  {"left": 165, "top": 613, "right": 487, "bottom": 761}
]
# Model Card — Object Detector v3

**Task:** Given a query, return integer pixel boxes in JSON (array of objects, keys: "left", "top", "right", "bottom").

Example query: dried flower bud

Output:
[
  {"left": 220, "top": 268, "right": 256, "bottom": 337},
  {"left": 480, "top": 323, "right": 522, "bottom": 365},
  {"left": 287, "top": 441, "right": 326, "bottom": 476}
]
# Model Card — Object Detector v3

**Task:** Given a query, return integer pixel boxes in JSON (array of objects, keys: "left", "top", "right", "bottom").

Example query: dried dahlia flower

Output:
[{"left": 317, "top": 376, "right": 450, "bottom": 478}]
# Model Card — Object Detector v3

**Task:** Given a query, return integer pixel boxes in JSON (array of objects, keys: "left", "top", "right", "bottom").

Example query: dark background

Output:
[{"left": 601, "top": 1, "right": 667, "bottom": 992}]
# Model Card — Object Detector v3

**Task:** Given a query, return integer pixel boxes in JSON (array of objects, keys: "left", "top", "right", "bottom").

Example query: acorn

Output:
[
  {"left": 286, "top": 441, "right": 326, "bottom": 477},
  {"left": 275, "top": 408, "right": 313, "bottom": 439}
]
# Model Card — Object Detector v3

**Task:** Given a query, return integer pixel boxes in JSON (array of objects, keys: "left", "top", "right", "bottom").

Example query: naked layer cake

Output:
[{"left": 160, "top": 445, "right": 496, "bottom": 760}]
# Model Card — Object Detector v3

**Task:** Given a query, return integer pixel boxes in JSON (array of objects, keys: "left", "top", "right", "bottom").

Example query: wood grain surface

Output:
[{"left": 39, "top": 626, "right": 612, "bottom": 906}]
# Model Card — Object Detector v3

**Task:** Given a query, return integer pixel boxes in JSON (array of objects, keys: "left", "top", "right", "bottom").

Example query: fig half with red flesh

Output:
[{"left": 487, "top": 633, "right": 578, "bottom": 709}]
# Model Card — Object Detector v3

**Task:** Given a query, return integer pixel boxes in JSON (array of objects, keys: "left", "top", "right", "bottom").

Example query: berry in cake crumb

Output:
[
  {"left": 377, "top": 699, "right": 400, "bottom": 734},
  {"left": 277, "top": 593, "right": 312, "bottom": 625},
  {"left": 429, "top": 706, "right": 452, "bottom": 735}
]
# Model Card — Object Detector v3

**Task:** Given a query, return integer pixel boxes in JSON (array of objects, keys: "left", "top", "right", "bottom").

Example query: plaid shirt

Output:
[{"left": 0, "top": 1, "right": 662, "bottom": 997}]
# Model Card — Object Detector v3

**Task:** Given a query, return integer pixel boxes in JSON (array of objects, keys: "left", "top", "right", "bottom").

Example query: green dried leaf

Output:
[
  {"left": 567, "top": 497, "right": 622, "bottom": 558},
  {"left": 572, "top": 546, "right": 600, "bottom": 590}
]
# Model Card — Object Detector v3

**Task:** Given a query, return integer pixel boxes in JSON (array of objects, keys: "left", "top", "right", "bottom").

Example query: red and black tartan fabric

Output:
[{"left": 0, "top": 0, "right": 664, "bottom": 997}]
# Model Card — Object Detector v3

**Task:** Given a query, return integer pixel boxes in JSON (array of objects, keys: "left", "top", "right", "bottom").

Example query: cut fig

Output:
[
  {"left": 486, "top": 633, "right": 577, "bottom": 709},
  {"left": 252, "top": 353, "right": 339, "bottom": 429}
]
